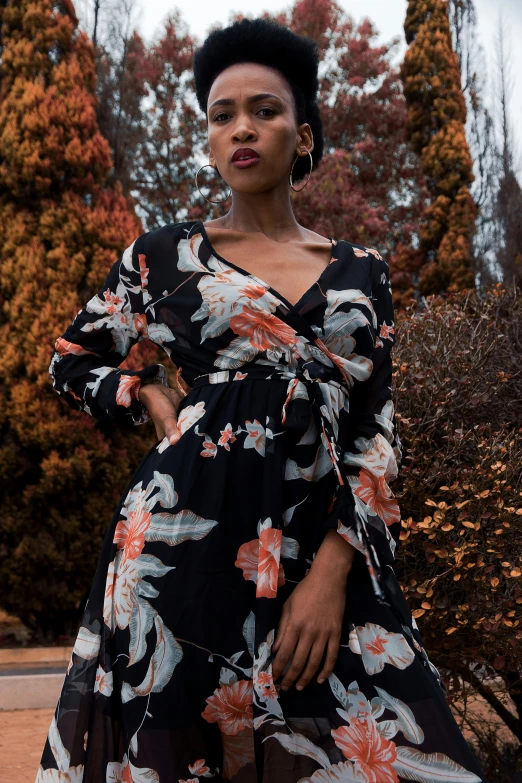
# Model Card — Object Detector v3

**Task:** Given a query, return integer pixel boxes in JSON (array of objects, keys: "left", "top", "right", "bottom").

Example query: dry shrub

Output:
[{"left": 393, "top": 281, "right": 522, "bottom": 774}]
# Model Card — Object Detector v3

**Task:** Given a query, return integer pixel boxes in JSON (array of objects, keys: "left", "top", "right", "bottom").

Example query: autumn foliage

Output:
[
  {"left": 392, "top": 284, "right": 522, "bottom": 750},
  {"left": 0, "top": 0, "right": 162, "bottom": 638},
  {"left": 400, "top": 0, "right": 477, "bottom": 296}
]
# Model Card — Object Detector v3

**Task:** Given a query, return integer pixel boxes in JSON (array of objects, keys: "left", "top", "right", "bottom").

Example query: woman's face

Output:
[{"left": 206, "top": 62, "right": 313, "bottom": 194}]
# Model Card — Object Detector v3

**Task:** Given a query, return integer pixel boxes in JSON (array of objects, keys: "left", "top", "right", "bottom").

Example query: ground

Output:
[{"left": 0, "top": 708, "right": 53, "bottom": 782}]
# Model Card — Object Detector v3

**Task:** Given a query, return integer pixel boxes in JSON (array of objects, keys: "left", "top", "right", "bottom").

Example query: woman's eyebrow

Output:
[{"left": 209, "top": 93, "right": 284, "bottom": 110}]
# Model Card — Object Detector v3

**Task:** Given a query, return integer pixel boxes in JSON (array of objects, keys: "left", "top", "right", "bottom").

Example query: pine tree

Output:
[
  {"left": 0, "top": 0, "right": 154, "bottom": 639},
  {"left": 400, "top": 0, "right": 477, "bottom": 295}
]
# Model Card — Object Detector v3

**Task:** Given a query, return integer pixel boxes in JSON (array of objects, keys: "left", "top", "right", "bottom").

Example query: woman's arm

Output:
[
  {"left": 49, "top": 233, "right": 170, "bottom": 428},
  {"left": 309, "top": 529, "right": 356, "bottom": 580}
]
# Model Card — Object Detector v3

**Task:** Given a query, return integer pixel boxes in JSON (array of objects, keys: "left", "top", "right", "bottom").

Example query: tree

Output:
[
  {"left": 132, "top": 10, "right": 205, "bottom": 229},
  {"left": 492, "top": 14, "right": 522, "bottom": 289},
  {"left": 447, "top": 0, "right": 498, "bottom": 287},
  {"left": 400, "top": 0, "right": 477, "bottom": 296},
  {"left": 92, "top": 0, "right": 148, "bottom": 197},
  {"left": 0, "top": 0, "right": 159, "bottom": 639}
]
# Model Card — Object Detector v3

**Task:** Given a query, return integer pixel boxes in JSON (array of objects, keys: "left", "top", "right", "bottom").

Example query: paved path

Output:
[{"left": 0, "top": 708, "right": 53, "bottom": 782}]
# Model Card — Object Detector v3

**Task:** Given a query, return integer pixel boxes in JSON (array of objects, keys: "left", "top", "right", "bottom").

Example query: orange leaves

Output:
[
  {"left": 393, "top": 285, "right": 522, "bottom": 676},
  {"left": 0, "top": 0, "right": 151, "bottom": 638},
  {"left": 0, "top": 1, "right": 111, "bottom": 199},
  {"left": 400, "top": 0, "right": 476, "bottom": 296}
]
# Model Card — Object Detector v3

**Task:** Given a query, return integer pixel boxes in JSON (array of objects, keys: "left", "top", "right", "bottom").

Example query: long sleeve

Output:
[
  {"left": 339, "top": 251, "right": 403, "bottom": 560},
  {"left": 48, "top": 233, "right": 170, "bottom": 428}
]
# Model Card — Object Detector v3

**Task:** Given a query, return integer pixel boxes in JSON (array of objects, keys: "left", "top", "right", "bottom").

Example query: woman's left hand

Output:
[{"left": 271, "top": 538, "right": 353, "bottom": 691}]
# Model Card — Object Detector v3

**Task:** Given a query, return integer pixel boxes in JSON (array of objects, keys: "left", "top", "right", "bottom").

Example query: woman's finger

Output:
[
  {"left": 272, "top": 622, "right": 299, "bottom": 682},
  {"left": 140, "top": 385, "right": 184, "bottom": 444},
  {"left": 272, "top": 606, "right": 289, "bottom": 655},
  {"left": 163, "top": 412, "right": 181, "bottom": 444},
  {"left": 315, "top": 631, "right": 341, "bottom": 684},
  {"left": 294, "top": 638, "right": 327, "bottom": 691},
  {"left": 278, "top": 633, "right": 315, "bottom": 691}
]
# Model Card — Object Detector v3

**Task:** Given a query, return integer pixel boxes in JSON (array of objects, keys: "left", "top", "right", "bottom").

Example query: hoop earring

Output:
[
  {"left": 289, "top": 150, "right": 313, "bottom": 192},
  {"left": 195, "top": 164, "right": 232, "bottom": 203}
]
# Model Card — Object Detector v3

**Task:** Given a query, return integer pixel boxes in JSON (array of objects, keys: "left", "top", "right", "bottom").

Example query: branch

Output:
[{"left": 453, "top": 664, "right": 522, "bottom": 741}]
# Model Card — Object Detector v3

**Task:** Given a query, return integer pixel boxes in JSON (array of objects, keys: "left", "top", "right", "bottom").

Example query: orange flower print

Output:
[
  {"left": 332, "top": 716, "right": 398, "bottom": 783},
  {"left": 116, "top": 374, "right": 141, "bottom": 408},
  {"left": 54, "top": 337, "right": 98, "bottom": 357},
  {"left": 201, "top": 439, "right": 217, "bottom": 457},
  {"left": 240, "top": 279, "right": 268, "bottom": 301},
  {"left": 353, "top": 248, "right": 369, "bottom": 258},
  {"left": 134, "top": 312, "right": 149, "bottom": 337},
  {"left": 103, "top": 555, "right": 140, "bottom": 632},
  {"left": 106, "top": 755, "right": 160, "bottom": 783},
  {"left": 138, "top": 253, "right": 149, "bottom": 288},
  {"left": 365, "top": 248, "right": 383, "bottom": 261},
  {"left": 201, "top": 679, "right": 254, "bottom": 735},
  {"left": 234, "top": 537, "right": 285, "bottom": 597},
  {"left": 257, "top": 526, "right": 284, "bottom": 598},
  {"left": 255, "top": 670, "right": 278, "bottom": 700},
  {"left": 354, "top": 470, "right": 400, "bottom": 528},
  {"left": 188, "top": 759, "right": 211, "bottom": 776},
  {"left": 349, "top": 622, "right": 415, "bottom": 675},
  {"left": 113, "top": 503, "right": 151, "bottom": 563},
  {"left": 244, "top": 419, "right": 265, "bottom": 456},
  {"left": 93, "top": 665, "right": 114, "bottom": 696},
  {"left": 379, "top": 321, "right": 394, "bottom": 341},
  {"left": 235, "top": 540, "right": 261, "bottom": 582},
  {"left": 230, "top": 303, "right": 297, "bottom": 352},
  {"left": 218, "top": 423, "right": 238, "bottom": 450},
  {"left": 102, "top": 287, "right": 125, "bottom": 314}
]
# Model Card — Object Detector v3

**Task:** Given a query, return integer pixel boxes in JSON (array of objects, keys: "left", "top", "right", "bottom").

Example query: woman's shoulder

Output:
[
  {"left": 337, "top": 238, "right": 384, "bottom": 261},
  {"left": 136, "top": 220, "right": 200, "bottom": 254}
]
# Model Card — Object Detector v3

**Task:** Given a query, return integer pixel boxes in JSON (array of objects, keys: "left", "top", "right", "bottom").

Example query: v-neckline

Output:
[{"left": 194, "top": 219, "right": 338, "bottom": 312}]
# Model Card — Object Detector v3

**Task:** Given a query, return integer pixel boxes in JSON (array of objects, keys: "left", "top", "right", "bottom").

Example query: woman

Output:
[{"left": 36, "top": 17, "right": 488, "bottom": 783}]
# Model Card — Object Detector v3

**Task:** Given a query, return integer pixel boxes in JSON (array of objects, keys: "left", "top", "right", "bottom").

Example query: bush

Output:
[{"left": 392, "top": 281, "right": 522, "bottom": 771}]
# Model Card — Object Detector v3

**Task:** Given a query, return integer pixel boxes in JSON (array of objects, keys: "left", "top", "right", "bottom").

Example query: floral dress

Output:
[{"left": 36, "top": 220, "right": 487, "bottom": 783}]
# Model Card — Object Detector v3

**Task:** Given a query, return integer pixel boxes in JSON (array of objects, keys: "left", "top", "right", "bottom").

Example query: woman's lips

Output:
[{"left": 232, "top": 157, "right": 260, "bottom": 169}]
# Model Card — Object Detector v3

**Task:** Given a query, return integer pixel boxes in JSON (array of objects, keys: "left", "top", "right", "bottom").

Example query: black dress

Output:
[{"left": 36, "top": 220, "right": 487, "bottom": 783}]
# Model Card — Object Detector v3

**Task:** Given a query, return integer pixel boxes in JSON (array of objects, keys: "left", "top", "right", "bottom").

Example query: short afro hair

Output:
[{"left": 193, "top": 16, "right": 323, "bottom": 184}]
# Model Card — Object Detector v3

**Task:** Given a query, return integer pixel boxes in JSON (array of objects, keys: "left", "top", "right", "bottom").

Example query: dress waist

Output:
[
  {"left": 187, "top": 363, "right": 391, "bottom": 607},
  {"left": 191, "top": 365, "right": 347, "bottom": 393}
]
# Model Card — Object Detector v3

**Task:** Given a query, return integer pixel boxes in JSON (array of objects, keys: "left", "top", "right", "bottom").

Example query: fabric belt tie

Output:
[{"left": 191, "top": 362, "right": 391, "bottom": 606}]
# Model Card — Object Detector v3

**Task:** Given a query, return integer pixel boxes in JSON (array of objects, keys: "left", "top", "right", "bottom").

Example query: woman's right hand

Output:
[{"left": 138, "top": 383, "right": 189, "bottom": 445}]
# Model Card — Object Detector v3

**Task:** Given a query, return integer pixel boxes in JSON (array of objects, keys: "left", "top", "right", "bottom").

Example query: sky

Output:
[{"left": 77, "top": 0, "right": 522, "bottom": 165}]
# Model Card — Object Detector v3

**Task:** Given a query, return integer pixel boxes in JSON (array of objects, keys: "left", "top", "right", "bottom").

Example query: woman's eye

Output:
[{"left": 213, "top": 108, "right": 275, "bottom": 122}]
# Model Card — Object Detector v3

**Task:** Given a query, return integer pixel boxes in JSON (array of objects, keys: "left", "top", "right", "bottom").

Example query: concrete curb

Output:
[
  {"left": 0, "top": 647, "right": 72, "bottom": 665},
  {"left": 0, "top": 673, "right": 65, "bottom": 711}
]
